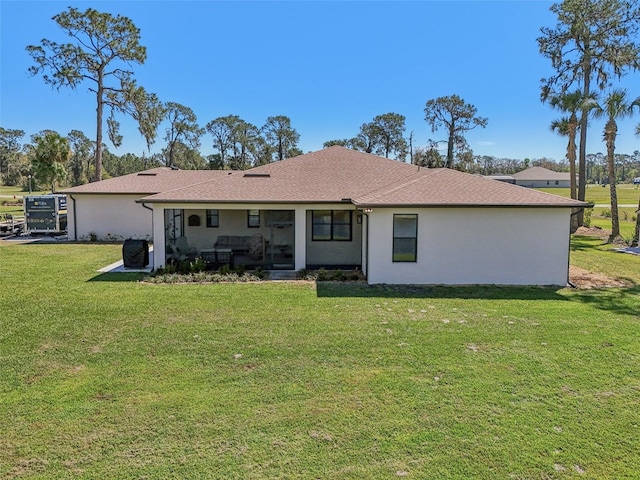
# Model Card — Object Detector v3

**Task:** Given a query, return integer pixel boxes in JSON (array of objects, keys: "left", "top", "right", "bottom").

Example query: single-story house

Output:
[
  {"left": 510, "top": 166, "right": 571, "bottom": 188},
  {"left": 63, "top": 146, "right": 588, "bottom": 285}
]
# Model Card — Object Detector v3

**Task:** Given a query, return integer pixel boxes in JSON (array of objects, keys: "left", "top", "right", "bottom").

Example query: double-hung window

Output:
[
  {"left": 312, "top": 210, "right": 352, "bottom": 241},
  {"left": 248, "top": 209, "right": 260, "bottom": 228},
  {"left": 393, "top": 214, "right": 418, "bottom": 262},
  {"left": 206, "top": 209, "right": 219, "bottom": 228}
]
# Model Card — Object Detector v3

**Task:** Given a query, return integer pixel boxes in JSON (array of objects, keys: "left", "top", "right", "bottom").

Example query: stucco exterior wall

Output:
[
  {"left": 67, "top": 194, "right": 152, "bottom": 241},
  {"left": 305, "top": 209, "right": 362, "bottom": 267},
  {"left": 366, "top": 207, "right": 571, "bottom": 286}
]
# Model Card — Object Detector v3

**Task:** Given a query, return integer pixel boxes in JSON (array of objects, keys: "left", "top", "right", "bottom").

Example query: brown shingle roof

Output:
[
  {"left": 140, "top": 147, "right": 588, "bottom": 208},
  {"left": 65, "top": 147, "right": 587, "bottom": 208},
  {"left": 511, "top": 166, "right": 570, "bottom": 181},
  {"left": 60, "top": 167, "right": 233, "bottom": 194},
  {"left": 354, "top": 168, "right": 586, "bottom": 207},
  {"left": 141, "top": 147, "right": 422, "bottom": 203}
]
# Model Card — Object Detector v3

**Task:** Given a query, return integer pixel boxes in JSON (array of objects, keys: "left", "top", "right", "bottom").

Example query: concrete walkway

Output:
[{"left": 99, "top": 249, "right": 154, "bottom": 273}]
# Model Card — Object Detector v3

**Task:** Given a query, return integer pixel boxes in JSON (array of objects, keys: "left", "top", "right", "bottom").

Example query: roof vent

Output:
[
  {"left": 137, "top": 172, "right": 157, "bottom": 176},
  {"left": 243, "top": 172, "right": 270, "bottom": 178}
]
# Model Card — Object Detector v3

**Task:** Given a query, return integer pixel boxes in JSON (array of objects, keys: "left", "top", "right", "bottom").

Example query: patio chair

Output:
[{"left": 167, "top": 236, "right": 197, "bottom": 263}]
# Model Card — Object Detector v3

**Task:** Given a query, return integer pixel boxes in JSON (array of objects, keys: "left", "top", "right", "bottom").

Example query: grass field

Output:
[
  {"left": 1, "top": 186, "right": 48, "bottom": 216},
  {"left": 537, "top": 183, "right": 640, "bottom": 205},
  {"left": 537, "top": 184, "right": 639, "bottom": 240},
  {"left": 0, "top": 241, "right": 639, "bottom": 479}
]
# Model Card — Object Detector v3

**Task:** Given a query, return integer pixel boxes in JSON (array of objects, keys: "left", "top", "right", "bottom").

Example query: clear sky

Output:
[{"left": 1, "top": 0, "right": 639, "bottom": 162}]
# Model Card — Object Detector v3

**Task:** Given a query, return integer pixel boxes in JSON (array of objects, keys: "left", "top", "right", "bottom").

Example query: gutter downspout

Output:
[
  {"left": 69, "top": 194, "right": 77, "bottom": 241},
  {"left": 360, "top": 209, "right": 370, "bottom": 280},
  {"left": 141, "top": 201, "right": 154, "bottom": 270},
  {"left": 141, "top": 201, "right": 154, "bottom": 243}
]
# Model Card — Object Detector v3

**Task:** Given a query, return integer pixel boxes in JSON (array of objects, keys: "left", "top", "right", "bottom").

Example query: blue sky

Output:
[{"left": 1, "top": 0, "right": 639, "bottom": 161}]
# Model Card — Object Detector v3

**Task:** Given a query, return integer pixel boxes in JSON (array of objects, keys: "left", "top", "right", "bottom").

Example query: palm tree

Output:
[
  {"left": 550, "top": 116, "right": 579, "bottom": 232},
  {"left": 633, "top": 123, "right": 640, "bottom": 247},
  {"left": 549, "top": 91, "right": 585, "bottom": 201},
  {"left": 593, "top": 90, "right": 640, "bottom": 241}
]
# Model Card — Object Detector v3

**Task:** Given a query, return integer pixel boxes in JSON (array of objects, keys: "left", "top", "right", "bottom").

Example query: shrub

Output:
[
  {"left": 316, "top": 268, "right": 328, "bottom": 281},
  {"left": 296, "top": 269, "right": 317, "bottom": 281},
  {"left": 190, "top": 257, "right": 207, "bottom": 273},
  {"left": 583, "top": 208, "right": 592, "bottom": 227}
]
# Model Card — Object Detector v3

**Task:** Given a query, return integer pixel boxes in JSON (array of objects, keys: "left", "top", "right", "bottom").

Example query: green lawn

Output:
[
  {"left": 537, "top": 185, "right": 639, "bottom": 240},
  {"left": 537, "top": 183, "right": 640, "bottom": 205},
  {"left": 1, "top": 242, "right": 639, "bottom": 479}
]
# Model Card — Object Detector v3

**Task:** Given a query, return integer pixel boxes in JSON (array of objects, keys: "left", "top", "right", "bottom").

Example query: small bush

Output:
[
  {"left": 253, "top": 267, "right": 268, "bottom": 280},
  {"left": 296, "top": 269, "right": 317, "bottom": 281},
  {"left": 601, "top": 209, "right": 611, "bottom": 218},
  {"left": 583, "top": 208, "right": 592, "bottom": 227},
  {"left": 316, "top": 268, "right": 328, "bottom": 281},
  {"left": 190, "top": 257, "right": 207, "bottom": 273}
]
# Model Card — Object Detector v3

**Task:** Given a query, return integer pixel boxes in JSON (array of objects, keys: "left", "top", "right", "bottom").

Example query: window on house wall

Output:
[
  {"left": 188, "top": 214, "right": 201, "bottom": 227},
  {"left": 393, "top": 214, "right": 417, "bottom": 262},
  {"left": 312, "top": 210, "right": 352, "bottom": 241},
  {"left": 206, "top": 209, "right": 219, "bottom": 227},
  {"left": 555, "top": 181, "right": 559, "bottom": 185},
  {"left": 248, "top": 209, "right": 260, "bottom": 228}
]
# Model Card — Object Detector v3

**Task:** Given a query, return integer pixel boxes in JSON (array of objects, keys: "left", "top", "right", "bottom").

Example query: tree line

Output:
[{"left": 3, "top": 122, "right": 640, "bottom": 193}]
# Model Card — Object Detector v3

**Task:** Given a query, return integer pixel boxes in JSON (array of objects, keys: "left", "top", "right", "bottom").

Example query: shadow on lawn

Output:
[
  {"left": 88, "top": 272, "right": 146, "bottom": 282},
  {"left": 566, "top": 285, "right": 640, "bottom": 317},
  {"left": 316, "top": 283, "right": 569, "bottom": 301},
  {"left": 570, "top": 235, "right": 608, "bottom": 251}
]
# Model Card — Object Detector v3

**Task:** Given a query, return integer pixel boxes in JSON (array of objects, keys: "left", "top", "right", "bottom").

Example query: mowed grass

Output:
[
  {"left": 1, "top": 242, "right": 639, "bottom": 479},
  {"left": 537, "top": 183, "right": 640, "bottom": 205},
  {"left": 537, "top": 184, "right": 639, "bottom": 240}
]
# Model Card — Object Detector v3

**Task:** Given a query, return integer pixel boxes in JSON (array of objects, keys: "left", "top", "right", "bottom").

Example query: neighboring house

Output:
[
  {"left": 60, "top": 168, "right": 232, "bottom": 241},
  {"left": 482, "top": 175, "right": 516, "bottom": 184},
  {"left": 510, "top": 166, "right": 571, "bottom": 188}
]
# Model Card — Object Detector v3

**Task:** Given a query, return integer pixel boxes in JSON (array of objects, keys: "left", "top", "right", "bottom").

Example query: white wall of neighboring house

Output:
[
  {"left": 515, "top": 179, "right": 571, "bottom": 188},
  {"left": 67, "top": 194, "right": 152, "bottom": 241},
  {"left": 366, "top": 207, "right": 571, "bottom": 286}
]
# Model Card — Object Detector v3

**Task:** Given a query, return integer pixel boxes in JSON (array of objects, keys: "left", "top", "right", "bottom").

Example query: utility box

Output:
[{"left": 24, "top": 194, "right": 68, "bottom": 234}]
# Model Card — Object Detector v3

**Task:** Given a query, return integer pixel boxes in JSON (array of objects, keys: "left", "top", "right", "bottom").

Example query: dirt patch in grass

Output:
[
  {"left": 569, "top": 265, "right": 628, "bottom": 289},
  {"left": 571, "top": 226, "right": 632, "bottom": 288},
  {"left": 575, "top": 226, "right": 609, "bottom": 239}
]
